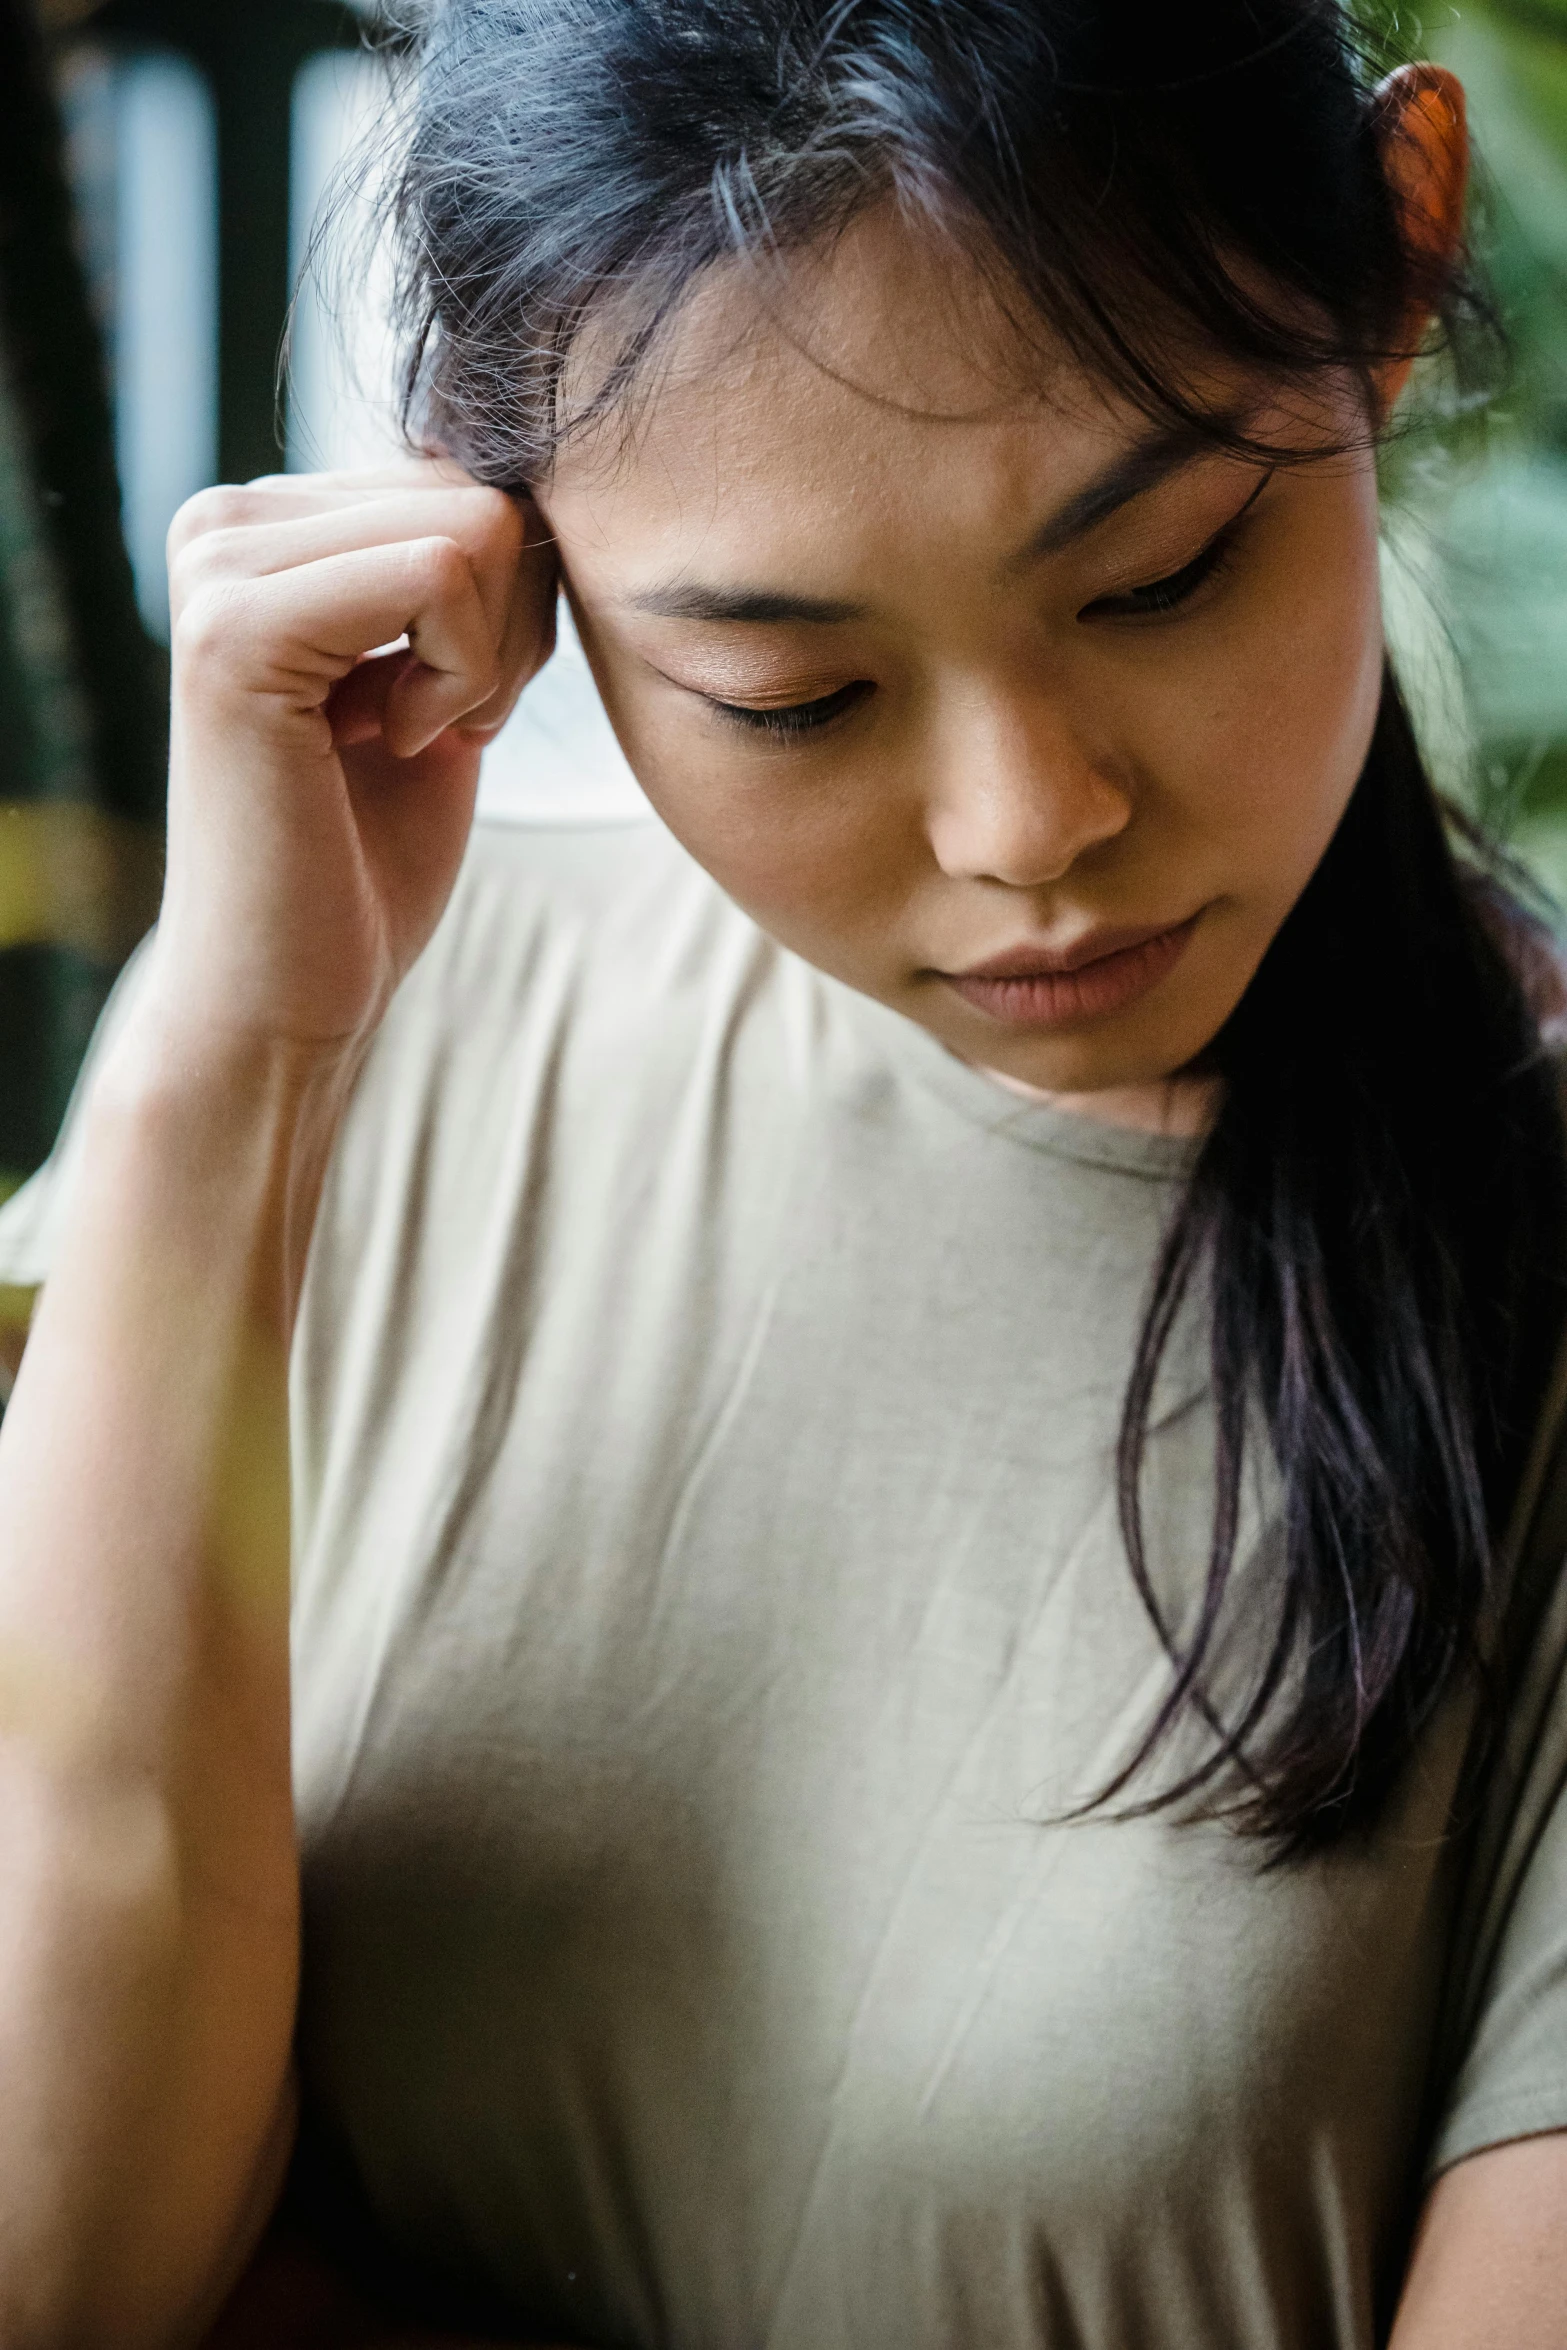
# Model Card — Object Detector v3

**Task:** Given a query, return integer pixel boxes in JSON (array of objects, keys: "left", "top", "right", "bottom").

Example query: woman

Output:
[{"left": 1, "top": 2, "right": 1565, "bottom": 2343}]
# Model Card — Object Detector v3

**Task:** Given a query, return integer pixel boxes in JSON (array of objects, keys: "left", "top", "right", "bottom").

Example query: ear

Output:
[{"left": 1371, "top": 64, "right": 1471, "bottom": 415}]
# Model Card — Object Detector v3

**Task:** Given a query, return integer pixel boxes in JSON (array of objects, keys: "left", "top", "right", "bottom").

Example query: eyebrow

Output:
[
  {"left": 621, "top": 419, "right": 1238, "bottom": 626},
  {"left": 1012, "top": 422, "right": 1229, "bottom": 563},
  {"left": 623, "top": 582, "right": 870, "bottom": 624}
]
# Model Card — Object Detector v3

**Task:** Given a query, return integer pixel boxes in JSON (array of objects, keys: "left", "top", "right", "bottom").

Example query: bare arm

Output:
[
  {"left": 0, "top": 1020, "right": 350, "bottom": 2347},
  {"left": 0, "top": 462, "right": 553, "bottom": 2350},
  {"left": 1389, "top": 2132, "right": 1567, "bottom": 2348}
]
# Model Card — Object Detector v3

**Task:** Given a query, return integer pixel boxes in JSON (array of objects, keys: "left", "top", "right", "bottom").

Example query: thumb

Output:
[{"left": 325, "top": 646, "right": 422, "bottom": 749}]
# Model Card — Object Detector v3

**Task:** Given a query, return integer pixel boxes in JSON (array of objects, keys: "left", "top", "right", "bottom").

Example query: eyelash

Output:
[
  {"left": 711, "top": 679, "right": 872, "bottom": 740},
  {"left": 707, "top": 512, "right": 1246, "bottom": 738},
  {"left": 1083, "top": 522, "right": 1240, "bottom": 621}
]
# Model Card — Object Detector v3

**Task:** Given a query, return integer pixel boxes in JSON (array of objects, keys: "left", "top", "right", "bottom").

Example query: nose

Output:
[{"left": 924, "top": 695, "right": 1132, "bottom": 887}]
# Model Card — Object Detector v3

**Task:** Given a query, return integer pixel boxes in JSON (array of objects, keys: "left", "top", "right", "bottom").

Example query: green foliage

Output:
[{"left": 1354, "top": 3, "right": 1567, "bottom": 881}]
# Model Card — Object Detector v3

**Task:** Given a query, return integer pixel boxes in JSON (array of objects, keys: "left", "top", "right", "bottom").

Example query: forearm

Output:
[
  {"left": 0, "top": 446, "right": 543, "bottom": 2350},
  {"left": 1391, "top": 2133, "right": 1567, "bottom": 2348},
  {"left": 0, "top": 1005, "right": 356, "bottom": 2349}
]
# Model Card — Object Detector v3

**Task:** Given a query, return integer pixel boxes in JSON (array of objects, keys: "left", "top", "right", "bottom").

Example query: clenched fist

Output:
[{"left": 144, "top": 457, "right": 557, "bottom": 1063}]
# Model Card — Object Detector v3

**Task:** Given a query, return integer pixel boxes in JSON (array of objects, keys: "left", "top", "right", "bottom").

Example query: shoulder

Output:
[
  {"left": 291, "top": 812, "right": 842, "bottom": 1493},
  {"left": 359, "top": 811, "right": 781, "bottom": 1119},
  {"left": 393, "top": 812, "right": 767, "bottom": 1039},
  {"left": 417, "top": 811, "right": 748, "bottom": 997},
  {"left": 318, "top": 812, "right": 811, "bottom": 1238}
]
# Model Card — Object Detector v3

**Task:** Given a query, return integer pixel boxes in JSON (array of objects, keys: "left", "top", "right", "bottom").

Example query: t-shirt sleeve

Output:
[
  {"left": 1427, "top": 1377, "right": 1567, "bottom": 2175},
  {"left": 0, "top": 939, "right": 153, "bottom": 1294}
]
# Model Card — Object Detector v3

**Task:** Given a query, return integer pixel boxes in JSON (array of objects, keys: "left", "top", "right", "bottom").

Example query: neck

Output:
[{"left": 976, "top": 1062, "right": 1221, "bottom": 1139}]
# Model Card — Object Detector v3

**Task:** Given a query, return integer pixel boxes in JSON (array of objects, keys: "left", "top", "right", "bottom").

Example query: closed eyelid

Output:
[
  {"left": 1081, "top": 528, "right": 1237, "bottom": 621},
  {"left": 710, "top": 678, "right": 874, "bottom": 736},
  {"left": 644, "top": 648, "right": 870, "bottom": 703},
  {"left": 1089, "top": 466, "right": 1276, "bottom": 585},
  {"left": 704, "top": 674, "right": 861, "bottom": 704}
]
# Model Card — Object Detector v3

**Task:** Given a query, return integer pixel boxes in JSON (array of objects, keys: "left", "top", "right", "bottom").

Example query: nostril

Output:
[{"left": 927, "top": 764, "right": 1132, "bottom": 888}]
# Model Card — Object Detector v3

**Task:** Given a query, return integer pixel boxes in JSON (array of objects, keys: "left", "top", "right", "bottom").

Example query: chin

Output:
[{"left": 938, "top": 1009, "right": 1221, "bottom": 1098}]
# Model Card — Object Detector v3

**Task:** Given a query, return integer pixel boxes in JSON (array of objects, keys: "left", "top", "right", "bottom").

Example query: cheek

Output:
[
  {"left": 660, "top": 774, "right": 916, "bottom": 973},
  {"left": 571, "top": 631, "right": 859, "bottom": 925},
  {"left": 562, "top": 598, "right": 844, "bottom": 928},
  {"left": 610, "top": 698, "right": 919, "bottom": 955},
  {"left": 1151, "top": 504, "right": 1384, "bottom": 909}
]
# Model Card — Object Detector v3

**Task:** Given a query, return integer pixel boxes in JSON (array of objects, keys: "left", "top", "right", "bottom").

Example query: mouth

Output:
[{"left": 936, "top": 913, "right": 1204, "bottom": 1032}]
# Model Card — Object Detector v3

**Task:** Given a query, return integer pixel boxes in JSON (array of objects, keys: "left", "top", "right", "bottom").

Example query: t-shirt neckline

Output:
[{"left": 831, "top": 978, "right": 1203, "bottom": 1182}]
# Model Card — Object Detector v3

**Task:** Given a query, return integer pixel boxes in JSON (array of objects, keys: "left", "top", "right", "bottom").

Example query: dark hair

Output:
[{"left": 382, "top": 0, "right": 1567, "bottom": 1854}]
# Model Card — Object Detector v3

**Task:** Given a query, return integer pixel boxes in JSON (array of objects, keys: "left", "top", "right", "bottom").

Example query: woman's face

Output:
[{"left": 537, "top": 206, "right": 1386, "bottom": 1117}]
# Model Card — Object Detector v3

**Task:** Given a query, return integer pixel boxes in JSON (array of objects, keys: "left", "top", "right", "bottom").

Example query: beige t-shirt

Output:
[{"left": 4, "top": 815, "right": 1567, "bottom": 2350}]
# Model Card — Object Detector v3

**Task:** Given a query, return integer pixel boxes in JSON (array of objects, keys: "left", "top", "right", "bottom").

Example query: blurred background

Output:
[{"left": 0, "top": 0, "right": 1564, "bottom": 1204}]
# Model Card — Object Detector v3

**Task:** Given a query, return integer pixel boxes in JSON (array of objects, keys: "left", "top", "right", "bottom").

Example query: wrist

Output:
[
  {"left": 96, "top": 978, "right": 366, "bottom": 1147},
  {"left": 71, "top": 992, "right": 366, "bottom": 1338}
]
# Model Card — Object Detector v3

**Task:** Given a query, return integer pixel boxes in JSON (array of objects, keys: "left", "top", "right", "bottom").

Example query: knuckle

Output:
[
  {"left": 468, "top": 485, "right": 525, "bottom": 551},
  {"left": 166, "top": 541, "right": 204, "bottom": 613},
  {"left": 168, "top": 483, "right": 254, "bottom": 552},
  {"left": 418, "top": 534, "right": 473, "bottom": 595},
  {"left": 168, "top": 524, "right": 246, "bottom": 600},
  {"left": 171, "top": 580, "right": 253, "bottom": 678}
]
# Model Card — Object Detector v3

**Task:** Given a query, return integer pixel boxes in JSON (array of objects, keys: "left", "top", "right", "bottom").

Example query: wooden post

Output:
[
  {"left": 0, "top": 0, "right": 166, "bottom": 1176},
  {"left": 94, "top": 0, "right": 364, "bottom": 486}
]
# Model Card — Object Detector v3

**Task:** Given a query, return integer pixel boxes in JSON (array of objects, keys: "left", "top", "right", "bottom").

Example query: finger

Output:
[
  {"left": 182, "top": 536, "right": 500, "bottom": 756},
  {"left": 238, "top": 493, "right": 559, "bottom": 743},
  {"left": 451, "top": 510, "right": 561, "bottom": 738},
  {"left": 173, "top": 489, "right": 528, "bottom": 647},
  {"left": 167, "top": 458, "right": 497, "bottom": 564},
  {"left": 323, "top": 641, "right": 507, "bottom": 759},
  {"left": 244, "top": 454, "right": 482, "bottom": 496},
  {"left": 323, "top": 647, "right": 415, "bottom": 748}
]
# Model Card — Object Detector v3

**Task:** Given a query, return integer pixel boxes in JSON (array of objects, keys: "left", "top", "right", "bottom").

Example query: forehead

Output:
[{"left": 541, "top": 205, "right": 1165, "bottom": 577}]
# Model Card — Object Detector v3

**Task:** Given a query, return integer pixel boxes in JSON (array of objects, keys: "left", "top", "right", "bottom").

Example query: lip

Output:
[{"left": 937, "top": 913, "right": 1203, "bottom": 1031}]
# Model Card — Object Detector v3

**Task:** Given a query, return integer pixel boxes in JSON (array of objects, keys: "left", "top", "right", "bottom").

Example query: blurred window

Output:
[
  {"left": 57, "top": 43, "right": 217, "bottom": 640},
  {"left": 288, "top": 48, "right": 400, "bottom": 476}
]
